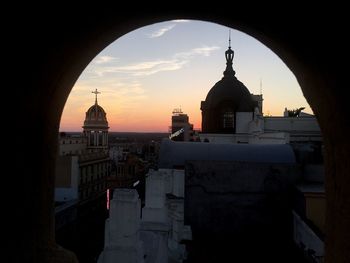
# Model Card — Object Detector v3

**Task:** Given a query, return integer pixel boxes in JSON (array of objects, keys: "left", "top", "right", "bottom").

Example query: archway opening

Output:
[{"left": 55, "top": 19, "right": 324, "bottom": 262}]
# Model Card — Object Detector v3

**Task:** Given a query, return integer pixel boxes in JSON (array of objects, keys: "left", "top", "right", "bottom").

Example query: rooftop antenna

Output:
[
  {"left": 260, "top": 78, "right": 262, "bottom": 95},
  {"left": 172, "top": 107, "right": 183, "bottom": 115}
]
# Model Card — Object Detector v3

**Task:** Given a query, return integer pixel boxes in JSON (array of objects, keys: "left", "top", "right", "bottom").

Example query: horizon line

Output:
[{"left": 59, "top": 130, "right": 170, "bottom": 133}]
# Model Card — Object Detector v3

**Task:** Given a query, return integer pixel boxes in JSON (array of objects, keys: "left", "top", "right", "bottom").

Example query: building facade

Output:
[
  {"left": 55, "top": 90, "right": 111, "bottom": 208},
  {"left": 169, "top": 108, "right": 194, "bottom": 142}
]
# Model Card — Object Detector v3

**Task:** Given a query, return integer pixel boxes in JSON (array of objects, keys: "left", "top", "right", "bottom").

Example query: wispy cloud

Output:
[
  {"left": 93, "top": 59, "right": 188, "bottom": 77},
  {"left": 109, "top": 60, "right": 175, "bottom": 71},
  {"left": 94, "top": 55, "right": 117, "bottom": 64},
  {"left": 148, "top": 24, "right": 176, "bottom": 38},
  {"left": 118, "top": 82, "right": 146, "bottom": 95},
  {"left": 175, "top": 45, "right": 221, "bottom": 60},
  {"left": 66, "top": 81, "right": 148, "bottom": 113},
  {"left": 171, "top": 19, "right": 190, "bottom": 23},
  {"left": 90, "top": 45, "right": 221, "bottom": 77},
  {"left": 192, "top": 46, "right": 221, "bottom": 56}
]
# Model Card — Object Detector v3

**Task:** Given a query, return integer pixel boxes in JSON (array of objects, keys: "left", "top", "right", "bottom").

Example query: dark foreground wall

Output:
[
  {"left": 184, "top": 161, "right": 301, "bottom": 262},
  {"left": 10, "top": 7, "right": 349, "bottom": 263},
  {"left": 56, "top": 198, "right": 108, "bottom": 263}
]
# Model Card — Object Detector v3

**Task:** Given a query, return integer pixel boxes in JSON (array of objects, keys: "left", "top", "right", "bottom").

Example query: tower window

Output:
[{"left": 223, "top": 112, "right": 234, "bottom": 128}]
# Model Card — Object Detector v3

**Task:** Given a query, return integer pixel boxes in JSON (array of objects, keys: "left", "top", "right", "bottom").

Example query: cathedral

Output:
[
  {"left": 201, "top": 38, "right": 258, "bottom": 134},
  {"left": 199, "top": 40, "right": 320, "bottom": 146}
]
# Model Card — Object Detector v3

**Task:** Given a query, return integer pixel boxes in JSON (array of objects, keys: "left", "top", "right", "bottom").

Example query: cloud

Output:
[
  {"left": 94, "top": 56, "right": 117, "bottom": 64},
  {"left": 93, "top": 59, "right": 188, "bottom": 77},
  {"left": 109, "top": 60, "right": 175, "bottom": 71},
  {"left": 90, "top": 45, "right": 220, "bottom": 77},
  {"left": 174, "top": 45, "right": 221, "bottom": 60},
  {"left": 118, "top": 83, "right": 146, "bottom": 95},
  {"left": 65, "top": 81, "right": 148, "bottom": 115},
  {"left": 192, "top": 46, "right": 221, "bottom": 56},
  {"left": 171, "top": 19, "right": 190, "bottom": 23},
  {"left": 71, "top": 81, "right": 146, "bottom": 97},
  {"left": 148, "top": 24, "right": 176, "bottom": 38}
]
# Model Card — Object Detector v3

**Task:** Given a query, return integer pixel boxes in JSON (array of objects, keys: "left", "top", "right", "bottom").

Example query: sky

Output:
[{"left": 60, "top": 20, "right": 312, "bottom": 132}]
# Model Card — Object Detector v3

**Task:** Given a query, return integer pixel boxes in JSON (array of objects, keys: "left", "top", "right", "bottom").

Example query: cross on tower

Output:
[{"left": 92, "top": 88, "right": 101, "bottom": 104}]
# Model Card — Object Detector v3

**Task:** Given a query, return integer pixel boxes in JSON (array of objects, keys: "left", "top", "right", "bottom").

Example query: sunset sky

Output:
[{"left": 60, "top": 20, "right": 312, "bottom": 132}]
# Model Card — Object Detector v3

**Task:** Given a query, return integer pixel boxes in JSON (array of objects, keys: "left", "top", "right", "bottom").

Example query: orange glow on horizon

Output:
[
  {"left": 59, "top": 103, "right": 295, "bottom": 133},
  {"left": 59, "top": 21, "right": 313, "bottom": 132}
]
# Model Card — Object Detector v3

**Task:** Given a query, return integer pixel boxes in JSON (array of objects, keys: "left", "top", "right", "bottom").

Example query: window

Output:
[{"left": 223, "top": 111, "right": 234, "bottom": 129}]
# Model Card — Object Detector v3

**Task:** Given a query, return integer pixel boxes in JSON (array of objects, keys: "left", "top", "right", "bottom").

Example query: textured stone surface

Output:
[{"left": 184, "top": 161, "right": 299, "bottom": 236}]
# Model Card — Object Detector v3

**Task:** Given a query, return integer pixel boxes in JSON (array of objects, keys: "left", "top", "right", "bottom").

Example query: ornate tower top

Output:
[
  {"left": 83, "top": 89, "right": 108, "bottom": 129},
  {"left": 224, "top": 30, "right": 236, "bottom": 77},
  {"left": 83, "top": 89, "right": 109, "bottom": 151},
  {"left": 200, "top": 32, "right": 255, "bottom": 133}
]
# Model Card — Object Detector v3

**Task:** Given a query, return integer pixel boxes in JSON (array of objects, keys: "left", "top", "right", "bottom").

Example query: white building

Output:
[{"left": 98, "top": 169, "right": 192, "bottom": 263}]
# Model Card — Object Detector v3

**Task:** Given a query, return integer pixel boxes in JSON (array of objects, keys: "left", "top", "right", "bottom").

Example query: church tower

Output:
[
  {"left": 83, "top": 89, "right": 109, "bottom": 151},
  {"left": 201, "top": 35, "right": 256, "bottom": 133}
]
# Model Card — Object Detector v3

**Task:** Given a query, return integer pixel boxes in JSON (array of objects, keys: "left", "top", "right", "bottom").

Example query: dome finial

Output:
[
  {"left": 92, "top": 88, "right": 101, "bottom": 105},
  {"left": 229, "top": 29, "right": 231, "bottom": 48},
  {"left": 224, "top": 29, "right": 235, "bottom": 77}
]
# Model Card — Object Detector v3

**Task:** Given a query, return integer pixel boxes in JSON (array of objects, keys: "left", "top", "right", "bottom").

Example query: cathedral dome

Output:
[
  {"left": 204, "top": 76, "right": 254, "bottom": 111},
  {"left": 82, "top": 89, "right": 109, "bottom": 150},
  {"left": 200, "top": 40, "right": 256, "bottom": 133},
  {"left": 83, "top": 104, "right": 109, "bottom": 128},
  {"left": 83, "top": 90, "right": 109, "bottom": 129},
  {"left": 202, "top": 43, "right": 254, "bottom": 111}
]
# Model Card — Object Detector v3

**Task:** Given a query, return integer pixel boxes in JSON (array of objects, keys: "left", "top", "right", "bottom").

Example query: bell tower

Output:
[{"left": 82, "top": 89, "right": 109, "bottom": 151}]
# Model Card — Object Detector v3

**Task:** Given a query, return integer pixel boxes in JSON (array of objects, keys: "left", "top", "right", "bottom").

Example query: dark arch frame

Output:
[{"left": 14, "top": 9, "right": 349, "bottom": 263}]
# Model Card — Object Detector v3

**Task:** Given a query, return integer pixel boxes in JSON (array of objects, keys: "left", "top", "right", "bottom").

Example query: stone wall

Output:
[{"left": 184, "top": 160, "right": 301, "bottom": 260}]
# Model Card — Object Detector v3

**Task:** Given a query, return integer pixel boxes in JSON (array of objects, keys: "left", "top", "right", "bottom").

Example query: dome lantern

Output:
[
  {"left": 201, "top": 36, "right": 255, "bottom": 133},
  {"left": 82, "top": 89, "right": 109, "bottom": 151}
]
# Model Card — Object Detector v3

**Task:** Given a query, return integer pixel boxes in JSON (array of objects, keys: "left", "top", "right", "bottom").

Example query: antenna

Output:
[
  {"left": 260, "top": 78, "right": 262, "bottom": 95},
  {"left": 172, "top": 108, "right": 183, "bottom": 114}
]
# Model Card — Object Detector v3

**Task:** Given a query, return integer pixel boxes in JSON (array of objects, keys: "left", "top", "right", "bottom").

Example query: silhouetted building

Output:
[
  {"left": 201, "top": 42, "right": 256, "bottom": 134},
  {"left": 199, "top": 41, "right": 321, "bottom": 149},
  {"left": 113, "top": 153, "right": 146, "bottom": 188},
  {"left": 170, "top": 108, "right": 194, "bottom": 141},
  {"left": 97, "top": 38, "right": 325, "bottom": 263},
  {"left": 55, "top": 89, "right": 111, "bottom": 215},
  {"left": 83, "top": 89, "right": 109, "bottom": 152}
]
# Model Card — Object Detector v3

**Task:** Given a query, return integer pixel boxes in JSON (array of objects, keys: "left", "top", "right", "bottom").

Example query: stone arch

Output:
[{"left": 15, "top": 10, "right": 349, "bottom": 263}]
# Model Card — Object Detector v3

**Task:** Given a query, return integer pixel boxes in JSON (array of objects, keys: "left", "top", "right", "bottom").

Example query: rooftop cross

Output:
[{"left": 92, "top": 88, "right": 101, "bottom": 105}]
